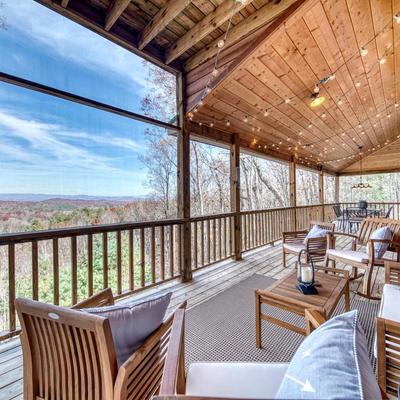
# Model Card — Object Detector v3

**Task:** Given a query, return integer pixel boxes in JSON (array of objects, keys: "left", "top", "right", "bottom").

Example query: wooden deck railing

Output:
[{"left": 1, "top": 201, "right": 399, "bottom": 341}]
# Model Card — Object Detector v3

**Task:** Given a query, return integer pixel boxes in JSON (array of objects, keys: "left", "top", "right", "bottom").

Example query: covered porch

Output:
[{"left": 1, "top": 0, "right": 400, "bottom": 399}]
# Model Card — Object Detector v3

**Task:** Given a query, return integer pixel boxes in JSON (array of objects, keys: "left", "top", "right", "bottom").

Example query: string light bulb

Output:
[
  {"left": 264, "top": 110, "right": 269, "bottom": 117},
  {"left": 394, "top": 13, "right": 400, "bottom": 24},
  {"left": 211, "top": 68, "right": 219, "bottom": 77},
  {"left": 360, "top": 47, "right": 368, "bottom": 57},
  {"left": 243, "top": 116, "right": 248, "bottom": 123},
  {"left": 217, "top": 39, "right": 225, "bottom": 48},
  {"left": 379, "top": 57, "right": 386, "bottom": 65},
  {"left": 226, "top": 120, "right": 230, "bottom": 126}
]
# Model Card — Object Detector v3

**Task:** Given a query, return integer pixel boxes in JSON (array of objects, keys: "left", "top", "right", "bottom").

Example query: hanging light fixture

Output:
[
  {"left": 310, "top": 92, "right": 325, "bottom": 107},
  {"left": 352, "top": 146, "right": 372, "bottom": 189}
]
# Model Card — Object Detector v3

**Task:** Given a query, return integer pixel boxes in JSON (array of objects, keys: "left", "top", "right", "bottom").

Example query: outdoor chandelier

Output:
[{"left": 352, "top": 146, "right": 372, "bottom": 189}]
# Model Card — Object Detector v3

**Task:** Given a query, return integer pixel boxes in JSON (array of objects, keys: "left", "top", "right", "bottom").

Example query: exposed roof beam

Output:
[
  {"left": 165, "top": 0, "right": 250, "bottom": 64},
  {"left": 184, "top": 0, "right": 298, "bottom": 72},
  {"left": 61, "top": 0, "right": 69, "bottom": 7},
  {"left": 186, "top": 0, "right": 314, "bottom": 111},
  {"left": 138, "top": 0, "right": 192, "bottom": 50},
  {"left": 105, "top": 0, "right": 131, "bottom": 31}
]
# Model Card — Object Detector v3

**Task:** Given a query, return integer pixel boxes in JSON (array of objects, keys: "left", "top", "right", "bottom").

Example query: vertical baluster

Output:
[
  {"left": 116, "top": 231, "right": 122, "bottom": 294},
  {"left": 151, "top": 227, "right": 156, "bottom": 284},
  {"left": 53, "top": 238, "right": 59, "bottom": 305},
  {"left": 207, "top": 219, "right": 211, "bottom": 265},
  {"left": 71, "top": 236, "right": 78, "bottom": 305},
  {"left": 223, "top": 217, "right": 227, "bottom": 258},
  {"left": 213, "top": 219, "right": 217, "bottom": 262},
  {"left": 160, "top": 226, "right": 165, "bottom": 280},
  {"left": 32, "top": 241, "right": 39, "bottom": 301},
  {"left": 140, "top": 228, "right": 145, "bottom": 287},
  {"left": 8, "top": 243, "right": 16, "bottom": 332},
  {"left": 200, "top": 221, "right": 205, "bottom": 267},
  {"left": 193, "top": 222, "right": 198, "bottom": 269},
  {"left": 243, "top": 214, "right": 247, "bottom": 251},
  {"left": 169, "top": 225, "right": 174, "bottom": 277},
  {"left": 178, "top": 224, "right": 182, "bottom": 275},
  {"left": 129, "top": 230, "right": 134, "bottom": 291},
  {"left": 218, "top": 218, "right": 222, "bottom": 260},
  {"left": 87, "top": 234, "right": 93, "bottom": 297},
  {"left": 102, "top": 232, "right": 108, "bottom": 289}
]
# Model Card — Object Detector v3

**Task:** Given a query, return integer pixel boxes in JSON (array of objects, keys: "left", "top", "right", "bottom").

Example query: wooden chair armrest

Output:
[
  {"left": 305, "top": 309, "right": 326, "bottom": 335},
  {"left": 384, "top": 261, "right": 400, "bottom": 285},
  {"left": 159, "top": 308, "right": 186, "bottom": 395},
  {"left": 327, "top": 231, "right": 358, "bottom": 240},
  {"left": 71, "top": 287, "right": 114, "bottom": 309}
]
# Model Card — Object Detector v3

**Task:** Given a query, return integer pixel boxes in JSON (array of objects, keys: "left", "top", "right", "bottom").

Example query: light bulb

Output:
[
  {"left": 313, "top": 85, "right": 320, "bottom": 93},
  {"left": 211, "top": 69, "right": 218, "bottom": 77},
  {"left": 217, "top": 39, "right": 225, "bottom": 48},
  {"left": 338, "top": 99, "right": 343, "bottom": 105},
  {"left": 210, "top": 122, "right": 214, "bottom": 127},
  {"left": 396, "top": 103, "right": 399, "bottom": 108},
  {"left": 355, "top": 82, "right": 361, "bottom": 87},
  {"left": 330, "top": 73, "right": 336, "bottom": 80},
  {"left": 379, "top": 57, "right": 386, "bottom": 65},
  {"left": 243, "top": 116, "right": 248, "bottom": 123},
  {"left": 226, "top": 120, "right": 230, "bottom": 126},
  {"left": 264, "top": 110, "right": 269, "bottom": 117},
  {"left": 394, "top": 13, "right": 400, "bottom": 24},
  {"left": 285, "top": 98, "right": 291, "bottom": 103},
  {"left": 360, "top": 47, "right": 368, "bottom": 57}
]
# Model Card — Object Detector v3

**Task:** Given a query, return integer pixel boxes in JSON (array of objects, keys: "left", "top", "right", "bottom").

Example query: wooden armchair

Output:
[
  {"left": 324, "top": 218, "right": 400, "bottom": 299},
  {"left": 16, "top": 288, "right": 186, "bottom": 400},
  {"left": 282, "top": 221, "right": 335, "bottom": 267},
  {"left": 157, "top": 308, "right": 324, "bottom": 399},
  {"left": 376, "top": 261, "right": 400, "bottom": 397}
]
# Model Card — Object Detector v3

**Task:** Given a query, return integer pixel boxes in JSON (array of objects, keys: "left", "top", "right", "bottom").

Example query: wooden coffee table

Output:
[{"left": 255, "top": 267, "right": 350, "bottom": 347}]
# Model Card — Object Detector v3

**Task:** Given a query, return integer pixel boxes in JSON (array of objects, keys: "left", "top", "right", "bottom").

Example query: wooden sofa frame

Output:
[
  {"left": 16, "top": 288, "right": 186, "bottom": 400},
  {"left": 282, "top": 221, "right": 335, "bottom": 267},
  {"left": 376, "top": 261, "right": 400, "bottom": 397},
  {"left": 325, "top": 217, "right": 400, "bottom": 299}
]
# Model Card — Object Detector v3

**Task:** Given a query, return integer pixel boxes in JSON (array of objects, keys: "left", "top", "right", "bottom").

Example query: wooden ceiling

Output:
[
  {"left": 36, "top": 0, "right": 400, "bottom": 174},
  {"left": 188, "top": 0, "right": 400, "bottom": 173}
]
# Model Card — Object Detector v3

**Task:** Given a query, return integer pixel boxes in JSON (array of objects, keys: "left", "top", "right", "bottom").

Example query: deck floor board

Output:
[{"left": 0, "top": 240, "right": 385, "bottom": 400}]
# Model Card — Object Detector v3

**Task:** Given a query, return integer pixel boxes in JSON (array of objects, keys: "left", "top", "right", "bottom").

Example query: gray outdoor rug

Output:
[{"left": 185, "top": 274, "right": 380, "bottom": 366}]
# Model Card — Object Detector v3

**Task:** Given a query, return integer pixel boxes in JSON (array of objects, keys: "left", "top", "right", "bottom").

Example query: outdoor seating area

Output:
[{"left": 2, "top": 0, "right": 400, "bottom": 399}]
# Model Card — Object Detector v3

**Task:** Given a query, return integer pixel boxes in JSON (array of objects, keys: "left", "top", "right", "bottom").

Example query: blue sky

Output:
[{"left": 0, "top": 0, "right": 176, "bottom": 197}]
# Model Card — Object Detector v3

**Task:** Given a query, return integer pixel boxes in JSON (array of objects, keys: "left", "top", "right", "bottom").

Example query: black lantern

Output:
[{"left": 296, "top": 250, "right": 318, "bottom": 295}]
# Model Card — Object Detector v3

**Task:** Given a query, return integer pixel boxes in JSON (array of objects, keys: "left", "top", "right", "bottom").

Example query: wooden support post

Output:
[
  {"left": 230, "top": 133, "right": 242, "bottom": 260},
  {"left": 177, "top": 73, "right": 192, "bottom": 282},
  {"left": 319, "top": 168, "right": 325, "bottom": 220},
  {"left": 289, "top": 156, "right": 297, "bottom": 230},
  {"left": 335, "top": 175, "right": 340, "bottom": 203}
]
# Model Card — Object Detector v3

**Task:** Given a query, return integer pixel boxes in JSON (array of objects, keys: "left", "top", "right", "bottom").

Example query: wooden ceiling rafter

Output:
[
  {"left": 165, "top": 0, "right": 251, "bottom": 65},
  {"left": 184, "top": 0, "right": 299, "bottom": 72},
  {"left": 138, "top": 0, "right": 192, "bottom": 50},
  {"left": 105, "top": 0, "right": 132, "bottom": 31}
]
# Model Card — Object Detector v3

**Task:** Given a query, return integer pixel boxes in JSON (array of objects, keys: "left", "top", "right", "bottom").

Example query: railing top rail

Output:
[
  {"left": 0, "top": 218, "right": 183, "bottom": 245},
  {"left": 190, "top": 212, "right": 235, "bottom": 222}
]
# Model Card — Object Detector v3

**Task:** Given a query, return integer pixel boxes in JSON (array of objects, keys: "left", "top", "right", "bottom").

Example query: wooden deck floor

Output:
[{"left": 0, "top": 240, "right": 385, "bottom": 400}]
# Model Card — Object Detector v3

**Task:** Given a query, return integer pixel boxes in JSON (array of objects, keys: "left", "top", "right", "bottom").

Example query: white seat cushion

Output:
[
  {"left": 378, "top": 284, "right": 400, "bottom": 321},
  {"left": 283, "top": 242, "right": 305, "bottom": 253},
  {"left": 186, "top": 362, "right": 289, "bottom": 399},
  {"left": 326, "top": 249, "right": 369, "bottom": 264},
  {"left": 374, "top": 284, "right": 400, "bottom": 357}
]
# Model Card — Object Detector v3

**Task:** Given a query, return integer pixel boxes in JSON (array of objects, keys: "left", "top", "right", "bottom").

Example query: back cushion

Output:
[
  {"left": 83, "top": 292, "right": 171, "bottom": 366},
  {"left": 276, "top": 310, "right": 381, "bottom": 400},
  {"left": 367, "top": 226, "right": 392, "bottom": 258},
  {"left": 303, "top": 225, "right": 328, "bottom": 244}
]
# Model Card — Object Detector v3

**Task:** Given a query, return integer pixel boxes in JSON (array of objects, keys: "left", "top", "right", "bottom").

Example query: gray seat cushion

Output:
[
  {"left": 83, "top": 292, "right": 171, "bottom": 366},
  {"left": 368, "top": 226, "right": 392, "bottom": 258}
]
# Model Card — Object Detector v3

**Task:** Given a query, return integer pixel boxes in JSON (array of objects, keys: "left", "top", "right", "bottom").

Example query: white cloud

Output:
[
  {"left": 3, "top": 0, "right": 153, "bottom": 92},
  {"left": 0, "top": 109, "right": 145, "bottom": 173}
]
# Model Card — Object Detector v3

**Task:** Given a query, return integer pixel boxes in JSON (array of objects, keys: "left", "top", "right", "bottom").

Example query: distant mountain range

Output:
[{"left": 0, "top": 193, "right": 148, "bottom": 202}]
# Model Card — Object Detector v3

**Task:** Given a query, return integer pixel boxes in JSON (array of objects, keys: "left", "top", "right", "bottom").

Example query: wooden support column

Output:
[
  {"left": 177, "top": 73, "right": 192, "bottom": 282},
  {"left": 319, "top": 168, "right": 325, "bottom": 220},
  {"left": 289, "top": 156, "right": 297, "bottom": 230},
  {"left": 230, "top": 133, "right": 242, "bottom": 260},
  {"left": 335, "top": 175, "right": 340, "bottom": 203}
]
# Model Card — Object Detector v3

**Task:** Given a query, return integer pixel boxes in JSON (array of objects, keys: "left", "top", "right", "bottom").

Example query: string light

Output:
[
  {"left": 394, "top": 13, "right": 400, "bottom": 23},
  {"left": 243, "top": 116, "right": 248, "bottom": 123},
  {"left": 360, "top": 47, "right": 368, "bottom": 57},
  {"left": 217, "top": 39, "right": 225, "bottom": 48},
  {"left": 379, "top": 57, "right": 386, "bottom": 65},
  {"left": 264, "top": 110, "right": 269, "bottom": 117}
]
